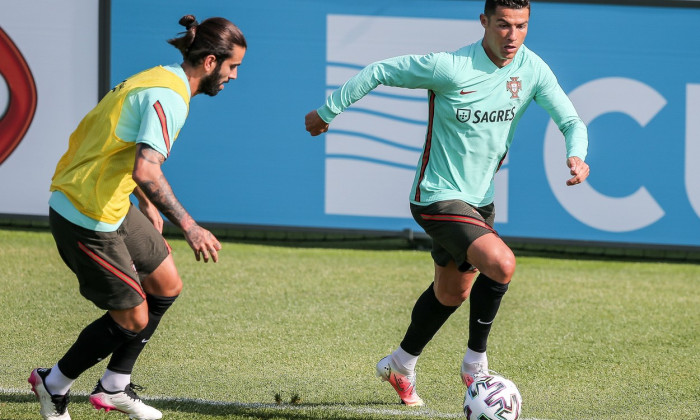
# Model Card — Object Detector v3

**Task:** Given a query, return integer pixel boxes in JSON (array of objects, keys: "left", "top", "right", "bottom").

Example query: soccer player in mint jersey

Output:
[
  {"left": 306, "top": 0, "right": 589, "bottom": 407},
  {"left": 28, "top": 16, "right": 246, "bottom": 420}
]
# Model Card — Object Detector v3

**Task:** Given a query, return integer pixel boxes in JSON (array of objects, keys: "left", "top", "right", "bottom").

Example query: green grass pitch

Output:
[{"left": 0, "top": 228, "right": 698, "bottom": 419}]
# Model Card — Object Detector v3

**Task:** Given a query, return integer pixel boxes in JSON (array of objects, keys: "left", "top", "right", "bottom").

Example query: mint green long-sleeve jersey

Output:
[{"left": 317, "top": 40, "right": 588, "bottom": 207}]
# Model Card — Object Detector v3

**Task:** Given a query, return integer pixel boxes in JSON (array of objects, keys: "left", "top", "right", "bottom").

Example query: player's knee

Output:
[
  {"left": 168, "top": 276, "right": 183, "bottom": 296},
  {"left": 453, "top": 289, "right": 471, "bottom": 305},
  {"left": 110, "top": 302, "right": 150, "bottom": 332},
  {"left": 118, "top": 311, "right": 149, "bottom": 333},
  {"left": 435, "top": 289, "right": 468, "bottom": 306},
  {"left": 500, "top": 255, "right": 516, "bottom": 282},
  {"left": 434, "top": 266, "right": 476, "bottom": 306},
  {"left": 491, "top": 251, "right": 516, "bottom": 284},
  {"left": 435, "top": 279, "right": 472, "bottom": 306},
  {"left": 144, "top": 271, "right": 182, "bottom": 296},
  {"left": 132, "top": 316, "right": 149, "bottom": 332}
]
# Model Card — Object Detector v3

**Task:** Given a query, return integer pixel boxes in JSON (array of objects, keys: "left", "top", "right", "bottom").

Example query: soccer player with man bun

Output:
[
  {"left": 28, "top": 15, "right": 246, "bottom": 420},
  {"left": 306, "top": 0, "right": 589, "bottom": 406}
]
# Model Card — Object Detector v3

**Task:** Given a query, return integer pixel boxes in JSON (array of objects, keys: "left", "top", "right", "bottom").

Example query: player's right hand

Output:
[
  {"left": 565, "top": 156, "right": 590, "bottom": 186},
  {"left": 184, "top": 224, "right": 222, "bottom": 263},
  {"left": 305, "top": 110, "right": 329, "bottom": 136}
]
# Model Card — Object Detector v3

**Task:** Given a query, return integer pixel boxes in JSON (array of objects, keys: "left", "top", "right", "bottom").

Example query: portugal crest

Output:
[
  {"left": 506, "top": 77, "right": 522, "bottom": 99},
  {"left": 456, "top": 108, "right": 471, "bottom": 123}
]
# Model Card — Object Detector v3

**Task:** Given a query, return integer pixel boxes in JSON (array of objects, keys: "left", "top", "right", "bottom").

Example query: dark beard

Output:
[{"left": 199, "top": 62, "right": 224, "bottom": 97}]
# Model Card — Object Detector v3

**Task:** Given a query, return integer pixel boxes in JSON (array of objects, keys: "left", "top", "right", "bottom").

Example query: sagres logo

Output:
[
  {"left": 457, "top": 108, "right": 471, "bottom": 122},
  {"left": 456, "top": 107, "right": 517, "bottom": 124},
  {"left": 0, "top": 27, "right": 37, "bottom": 165},
  {"left": 506, "top": 76, "right": 521, "bottom": 99}
]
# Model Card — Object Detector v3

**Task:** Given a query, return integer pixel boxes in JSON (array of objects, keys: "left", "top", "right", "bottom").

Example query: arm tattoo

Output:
[
  {"left": 135, "top": 144, "right": 194, "bottom": 229},
  {"left": 136, "top": 144, "right": 166, "bottom": 165},
  {"left": 138, "top": 174, "right": 194, "bottom": 229}
]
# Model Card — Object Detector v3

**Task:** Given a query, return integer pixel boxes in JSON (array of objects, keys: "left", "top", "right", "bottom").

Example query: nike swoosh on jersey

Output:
[{"left": 460, "top": 90, "right": 476, "bottom": 95}]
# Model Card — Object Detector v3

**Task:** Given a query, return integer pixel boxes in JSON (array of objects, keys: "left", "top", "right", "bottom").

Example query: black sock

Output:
[
  {"left": 107, "top": 294, "right": 178, "bottom": 374},
  {"left": 57, "top": 313, "right": 137, "bottom": 379},
  {"left": 400, "top": 283, "right": 459, "bottom": 356},
  {"left": 468, "top": 274, "right": 509, "bottom": 352}
]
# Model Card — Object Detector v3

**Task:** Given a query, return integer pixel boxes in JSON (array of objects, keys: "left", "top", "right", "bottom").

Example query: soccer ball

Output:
[{"left": 463, "top": 374, "right": 522, "bottom": 420}]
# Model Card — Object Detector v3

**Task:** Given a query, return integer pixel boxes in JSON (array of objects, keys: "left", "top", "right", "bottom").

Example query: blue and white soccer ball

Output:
[{"left": 463, "top": 374, "right": 522, "bottom": 420}]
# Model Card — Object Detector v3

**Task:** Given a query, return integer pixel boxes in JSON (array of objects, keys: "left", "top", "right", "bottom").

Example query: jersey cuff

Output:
[
  {"left": 567, "top": 152, "right": 587, "bottom": 161},
  {"left": 316, "top": 105, "right": 337, "bottom": 123}
]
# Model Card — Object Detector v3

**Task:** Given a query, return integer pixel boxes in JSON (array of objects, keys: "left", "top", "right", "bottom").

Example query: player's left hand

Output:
[
  {"left": 184, "top": 224, "right": 222, "bottom": 263},
  {"left": 566, "top": 156, "right": 589, "bottom": 186}
]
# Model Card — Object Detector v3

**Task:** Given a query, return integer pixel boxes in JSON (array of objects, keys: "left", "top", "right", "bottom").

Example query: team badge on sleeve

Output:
[{"left": 506, "top": 77, "right": 522, "bottom": 99}]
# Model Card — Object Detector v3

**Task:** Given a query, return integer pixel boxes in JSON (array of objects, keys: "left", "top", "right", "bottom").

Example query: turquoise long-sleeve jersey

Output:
[{"left": 317, "top": 40, "right": 588, "bottom": 207}]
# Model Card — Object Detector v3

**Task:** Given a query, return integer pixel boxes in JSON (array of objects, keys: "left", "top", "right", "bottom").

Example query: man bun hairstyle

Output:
[
  {"left": 484, "top": 0, "right": 530, "bottom": 16},
  {"left": 168, "top": 15, "right": 247, "bottom": 65}
]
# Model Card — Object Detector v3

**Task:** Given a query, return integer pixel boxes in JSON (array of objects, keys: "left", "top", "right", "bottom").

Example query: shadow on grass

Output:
[
  {"left": 0, "top": 393, "right": 37, "bottom": 403},
  {"left": 154, "top": 398, "right": 443, "bottom": 419},
  {"left": 0, "top": 393, "right": 93, "bottom": 405},
  {"left": 154, "top": 400, "right": 401, "bottom": 420},
  {"left": 0, "top": 393, "right": 444, "bottom": 420}
]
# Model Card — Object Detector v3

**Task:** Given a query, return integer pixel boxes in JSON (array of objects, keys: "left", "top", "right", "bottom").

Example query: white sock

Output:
[
  {"left": 392, "top": 346, "right": 419, "bottom": 373},
  {"left": 463, "top": 348, "right": 488, "bottom": 366},
  {"left": 100, "top": 369, "right": 131, "bottom": 392},
  {"left": 44, "top": 364, "right": 74, "bottom": 396}
]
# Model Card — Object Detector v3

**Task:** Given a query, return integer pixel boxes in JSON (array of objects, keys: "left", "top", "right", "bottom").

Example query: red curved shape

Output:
[{"left": 0, "top": 27, "right": 38, "bottom": 165}]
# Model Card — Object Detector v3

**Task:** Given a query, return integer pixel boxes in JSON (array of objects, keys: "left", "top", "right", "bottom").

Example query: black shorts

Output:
[
  {"left": 49, "top": 205, "right": 171, "bottom": 310},
  {"left": 411, "top": 199, "right": 497, "bottom": 272}
]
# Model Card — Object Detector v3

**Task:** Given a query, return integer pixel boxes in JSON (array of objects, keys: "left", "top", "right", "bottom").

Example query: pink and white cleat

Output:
[
  {"left": 89, "top": 380, "right": 162, "bottom": 419},
  {"left": 376, "top": 355, "right": 424, "bottom": 406},
  {"left": 28, "top": 368, "right": 71, "bottom": 420},
  {"left": 461, "top": 360, "right": 488, "bottom": 387}
]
